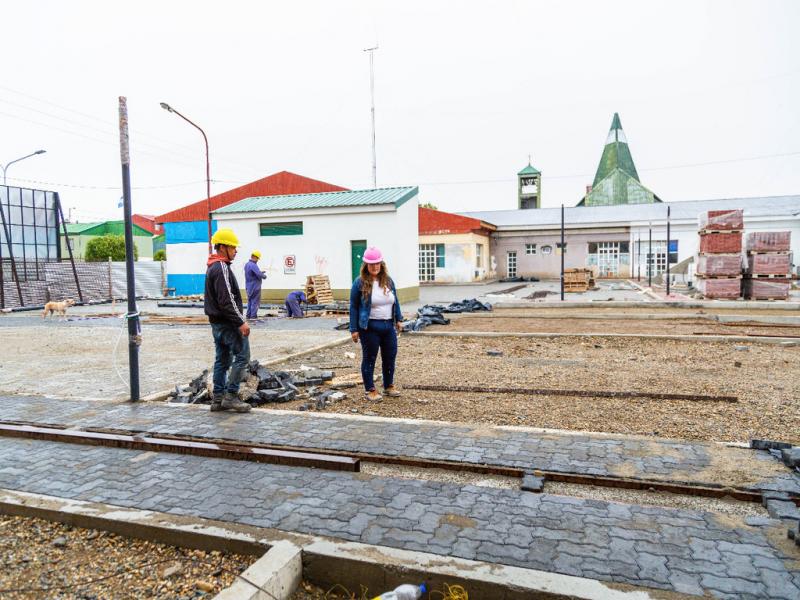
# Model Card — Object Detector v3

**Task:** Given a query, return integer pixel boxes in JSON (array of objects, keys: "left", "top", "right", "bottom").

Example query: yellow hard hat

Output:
[
  {"left": 211, "top": 228, "right": 240, "bottom": 247},
  {"left": 251, "top": 250, "right": 262, "bottom": 259}
]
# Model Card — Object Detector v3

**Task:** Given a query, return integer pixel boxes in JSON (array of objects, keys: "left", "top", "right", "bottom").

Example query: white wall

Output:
[
  {"left": 166, "top": 242, "right": 209, "bottom": 277},
  {"left": 215, "top": 198, "right": 419, "bottom": 292}
]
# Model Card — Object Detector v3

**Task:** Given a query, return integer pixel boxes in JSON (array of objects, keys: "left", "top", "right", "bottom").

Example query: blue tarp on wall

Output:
[{"left": 166, "top": 273, "right": 206, "bottom": 296}]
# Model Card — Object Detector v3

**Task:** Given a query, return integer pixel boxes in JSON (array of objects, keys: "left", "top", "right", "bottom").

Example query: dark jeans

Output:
[
  {"left": 359, "top": 319, "right": 397, "bottom": 392},
  {"left": 246, "top": 288, "right": 261, "bottom": 319},
  {"left": 285, "top": 299, "right": 304, "bottom": 318},
  {"left": 211, "top": 322, "right": 251, "bottom": 395}
]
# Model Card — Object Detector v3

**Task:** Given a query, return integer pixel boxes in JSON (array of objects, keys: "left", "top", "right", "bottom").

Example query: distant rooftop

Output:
[
  {"left": 214, "top": 186, "right": 418, "bottom": 214},
  {"left": 461, "top": 195, "right": 800, "bottom": 229}
]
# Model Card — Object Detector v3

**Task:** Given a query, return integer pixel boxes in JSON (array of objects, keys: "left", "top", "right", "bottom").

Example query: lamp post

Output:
[
  {"left": 1, "top": 150, "right": 46, "bottom": 186},
  {"left": 159, "top": 103, "right": 212, "bottom": 252}
]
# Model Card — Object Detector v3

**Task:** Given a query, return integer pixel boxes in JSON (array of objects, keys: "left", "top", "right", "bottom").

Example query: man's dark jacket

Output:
[{"left": 204, "top": 254, "right": 246, "bottom": 326}]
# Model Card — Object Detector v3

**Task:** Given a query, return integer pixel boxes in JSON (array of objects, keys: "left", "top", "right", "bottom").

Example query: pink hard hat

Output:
[{"left": 362, "top": 246, "right": 384, "bottom": 264}]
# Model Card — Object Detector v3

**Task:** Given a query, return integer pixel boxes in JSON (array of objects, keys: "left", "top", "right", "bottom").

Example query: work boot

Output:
[
  {"left": 383, "top": 385, "right": 401, "bottom": 398},
  {"left": 210, "top": 393, "right": 226, "bottom": 412},
  {"left": 364, "top": 389, "right": 383, "bottom": 402},
  {"left": 221, "top": 392, "right": 252, "bottom": 413}
]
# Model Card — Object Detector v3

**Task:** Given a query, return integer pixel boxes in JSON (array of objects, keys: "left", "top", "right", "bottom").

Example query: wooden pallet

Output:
[
  {"left": 696, "top": 274, "right": 742, "bottom": 280},
  {"left": 747, "top": 250, "right": 790, "bottom": 255},
  {"left": 698, "top": 229, "right": 743, "bottom": 235},
  {"left": 305, "top": 274, "right": 334, "bottom": 304},
  {"left": 744, "top": 273, "right": 790, "bottom": 279}
]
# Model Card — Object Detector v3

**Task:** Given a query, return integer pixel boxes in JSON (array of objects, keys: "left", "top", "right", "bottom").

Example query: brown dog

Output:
[{"left": 43, "top": 299, "right": 76, "bottom": 318}]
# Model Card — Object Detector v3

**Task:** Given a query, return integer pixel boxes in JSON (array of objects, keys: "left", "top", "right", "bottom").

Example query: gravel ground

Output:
[
  {"left": 488, "top": 306, "right": 800, "bottom": 317},
  {"left": 0, "top": 321, "right": 345, "bottom": 400},
  {"left": 439, "top": 315, "right": 800, "bottom": 337},
  {"left": 268, "top": 335, "right": 800, "bottom": 443},
  {"left": 0, "top": 514, "right": 255, "bottom": 599}
]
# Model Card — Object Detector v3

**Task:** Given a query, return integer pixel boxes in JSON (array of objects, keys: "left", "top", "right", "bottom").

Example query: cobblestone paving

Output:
[
  {"left": 1, "top": 395, "right": 798, "bottom": 495},
  {"left": 0, "top": 437, "right": 798, "bottom": 599}
]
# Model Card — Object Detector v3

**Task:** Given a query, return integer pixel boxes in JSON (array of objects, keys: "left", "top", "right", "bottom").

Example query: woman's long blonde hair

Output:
[{"left": 360, "top": 261, "right": 391, "bottom": 301}]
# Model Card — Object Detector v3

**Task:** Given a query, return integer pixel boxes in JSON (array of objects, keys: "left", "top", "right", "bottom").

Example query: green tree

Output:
[
  {"left": 153, "top": 248, "right": 166, "bottom": 261},
  {"left": 420, "top": 202, "right": 438, "bottom": 210},
  {"left": 85, "top": 234, "right": 138, "bottom": 262}
]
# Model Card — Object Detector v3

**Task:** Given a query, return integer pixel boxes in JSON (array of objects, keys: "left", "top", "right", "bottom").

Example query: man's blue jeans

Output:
[
  {"left": 359, "top": 319, "right": 397, "bottom": 392},
  {"left": 211, "top": 322, "right": 251, "bottom": 394}
]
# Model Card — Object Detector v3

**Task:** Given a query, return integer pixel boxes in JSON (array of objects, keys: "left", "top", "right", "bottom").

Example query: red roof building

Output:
[
  {"left": 419, "top": 206, "right": 495, "bottom": 236},
  {"left": 418, "top": 207, "right": 496, "bottom": 283},
  {"left": 132, "top": 214, "right": 161, "bottom": 235},
  {"left": 156, "top": 171, "right": 348, "bottom": 224}
]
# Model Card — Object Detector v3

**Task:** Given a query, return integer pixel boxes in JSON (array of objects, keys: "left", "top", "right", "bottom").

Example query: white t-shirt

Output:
[{"left": 369, "top": 279, "right": 395, "bottom": 320}]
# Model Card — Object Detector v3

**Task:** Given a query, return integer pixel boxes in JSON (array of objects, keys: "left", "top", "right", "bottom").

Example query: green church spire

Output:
[{"left": 593, "top": 113, "right": 640, "bottom": 186}]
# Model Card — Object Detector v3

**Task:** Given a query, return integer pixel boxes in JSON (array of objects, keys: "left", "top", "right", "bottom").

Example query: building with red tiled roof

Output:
[
  {"left": 132, "top": 214, "right": 161, "bottom": 235},
  {"left": 156, "top": 171, "right": 347, "bottom": 224},
  {"left": 418, "top": 207, "right": 496, "bottom": 283},
  {"left": 160, "top": 171, "right": 348, "bottom": 295}
]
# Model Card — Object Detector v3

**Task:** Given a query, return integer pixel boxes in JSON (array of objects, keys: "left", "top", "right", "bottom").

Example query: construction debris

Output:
[{"left": 167, "top": 370, "right": 209, "bottom": 404}]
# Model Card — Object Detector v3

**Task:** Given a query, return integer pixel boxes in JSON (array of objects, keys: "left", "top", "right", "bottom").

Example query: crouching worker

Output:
[
  {"left": 204, "top": 228, "right": 252, "bottom": 413},
  {"left": 285, "top": 290, "right": 306, "bottom": 318}
]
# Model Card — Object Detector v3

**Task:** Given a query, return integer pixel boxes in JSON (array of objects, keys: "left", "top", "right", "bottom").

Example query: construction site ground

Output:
[
  {"left": 270, "top": 334, "right": 799, "bottom": 443},
  {"left": 1, "top": 288, "right": 799, "bottom": 599}
]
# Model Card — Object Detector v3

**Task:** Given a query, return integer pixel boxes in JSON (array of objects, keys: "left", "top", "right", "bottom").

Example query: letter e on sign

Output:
[{"left": 284, "top": 255, "right": 296, "bottom": 274}]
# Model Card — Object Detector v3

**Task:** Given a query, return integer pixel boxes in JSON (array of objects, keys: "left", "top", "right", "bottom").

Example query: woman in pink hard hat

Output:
[{"left": 349, "top": 246, "right": 403, "bottom": 401}]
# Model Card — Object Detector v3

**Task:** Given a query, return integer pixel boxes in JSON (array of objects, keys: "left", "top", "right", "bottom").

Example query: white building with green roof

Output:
[{"left": 210, "top": 186, "right": 420, "bottom": 303}]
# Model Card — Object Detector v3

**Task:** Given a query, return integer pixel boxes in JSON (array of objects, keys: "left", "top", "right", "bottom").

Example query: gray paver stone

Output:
[
  {"left": 700, "top": 574, "right": 767, "bottom": 597},
  {"left": 766, "top": 499, "right": 800, "bottom": 522}
]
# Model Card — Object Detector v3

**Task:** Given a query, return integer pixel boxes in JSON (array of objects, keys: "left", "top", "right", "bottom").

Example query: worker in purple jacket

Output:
[
  {"left": 285, "top": 290, "right": 306, "bottom": 318},
  {"left": 244, "top": 250, "right": 267, "bottom": 320}
]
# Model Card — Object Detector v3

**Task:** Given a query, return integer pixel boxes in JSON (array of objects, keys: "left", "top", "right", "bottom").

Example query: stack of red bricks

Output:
[
  {"left": 696, "top": 209, "right": 743, "bottom": 299},
  {"left": 743, "top": 232, "right": 792, "bottom": 300}
]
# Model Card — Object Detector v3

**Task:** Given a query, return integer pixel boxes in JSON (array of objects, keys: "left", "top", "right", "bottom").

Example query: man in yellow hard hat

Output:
[
  {"left": 244, "top": 249, "right": 267, "bottom": 320},
  {"left": 204, "top": 228, "right": 252, "bottom": 413}
]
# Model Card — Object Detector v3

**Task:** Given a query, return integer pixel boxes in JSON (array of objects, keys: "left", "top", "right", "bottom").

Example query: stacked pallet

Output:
[
  {"left": 305, "top": 274, "right": 334, "bottom": 304},
  {"left": 563, "top": 268, "right": 592, "bottom": 293},
  {"left": 743, "top": 232, "right": 792, "bottom": 300},
  {"left": 696, "top": 209, "right": 743, "bottom": 299}
]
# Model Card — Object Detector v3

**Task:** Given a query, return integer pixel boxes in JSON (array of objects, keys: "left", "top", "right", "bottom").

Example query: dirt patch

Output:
[
  {"left": 266, "top": 335, "right": 800, "bottom": 443},
  {"left": 440, "top": 316, "right": 800, "bottom": 337},
  {"left": 0, "top": 514, "right": 255, "bottom": 599}
]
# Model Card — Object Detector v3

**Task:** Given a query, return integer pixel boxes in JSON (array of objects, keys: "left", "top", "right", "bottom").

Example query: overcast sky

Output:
[{"left": 2, "top": 0, "right": 799, "bottom": 222}]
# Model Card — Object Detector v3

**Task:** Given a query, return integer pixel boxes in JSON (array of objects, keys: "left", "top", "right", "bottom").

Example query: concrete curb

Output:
[
  {"left": 411, "top": 330, "right": 800, "bottom": 345},
  {"left": 214, "top": 540, "right": 301, "bottom": 600},
  {"left": 0, "top": 490, "right": 674, "bottom": 600},
  {"left": 141, "top": 336, "right": 351, "bottom": 402}
]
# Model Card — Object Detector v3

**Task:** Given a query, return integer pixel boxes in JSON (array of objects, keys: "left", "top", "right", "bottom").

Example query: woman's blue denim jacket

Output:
[{"left": 349, "top": 277, "right": 403, "bottom": 332}]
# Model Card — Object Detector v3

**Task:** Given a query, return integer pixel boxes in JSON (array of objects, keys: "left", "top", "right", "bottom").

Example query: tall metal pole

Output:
[
  {"left": 119, "top": 97, "right": 141, "bottom": 402},
  {"left": 636, "top": 232, "right": 641, "bottom": 282},
  {"left": 160, "top": 103, "right": 212, "bottom": 252},
  {"left": 666, "top": 206, "right": 671, "bottom": 296},
  {"left": 560, "top": 204, "right": 565, "bottom": 301},
  {"left": 364, "top": 46, "right": 378, "bottom": 188},
  {"left": 648, "top": 223, "right": 653, "bottom": 288},
  {"left": 0, "top": 150, "right": 46, "bottom": 186}
]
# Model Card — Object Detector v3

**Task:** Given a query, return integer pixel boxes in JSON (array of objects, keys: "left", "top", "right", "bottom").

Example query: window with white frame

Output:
[
  {"left": 525, "top": 243, "right": 537, "bottom": 255},
  {"left": 419, "top": 244, "right": 436, "bottom": 282},
  {"left": 507, "top": 251, "right": 517, "bottom": 278}
]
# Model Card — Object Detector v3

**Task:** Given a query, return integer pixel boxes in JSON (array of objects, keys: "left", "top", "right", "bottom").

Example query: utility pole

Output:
[
  {"left": 364, "top": 46, "right": 378, "bottom": 188},
  {"left": 118, "top": 97, "right": 141, "bottom": 402},
  {"left": 636, "top": 232, "right": 641, "bottom": 282},
  {"left": 560, "top": 204, "right": 565, "bottom": 301},
  {"left": 666, "top": 206, "right": 671, "bottom": 296},
  {"left": 648, "top": 222, "right": 653, "bottom": 289}
]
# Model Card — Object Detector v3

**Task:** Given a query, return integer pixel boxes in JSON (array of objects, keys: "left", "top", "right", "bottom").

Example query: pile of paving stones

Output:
[
  {"left": 167, "top": 362, "right": 338, "bottom": 407},
  {"left": 751, "top": 438, "right": 800, "bottom": 546},
  {"left": 402, "top": 298, "right": 491, "bottom": 332}
]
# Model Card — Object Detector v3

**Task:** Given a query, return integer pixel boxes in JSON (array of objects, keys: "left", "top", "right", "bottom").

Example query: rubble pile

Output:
[{"left": 167, "top": 362, "right": 344, "bottom": 409}]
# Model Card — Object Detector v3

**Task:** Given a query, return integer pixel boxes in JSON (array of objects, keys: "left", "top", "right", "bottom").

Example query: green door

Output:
[{"left": 351, "top": 240, "right": 367, "bottom": 281}]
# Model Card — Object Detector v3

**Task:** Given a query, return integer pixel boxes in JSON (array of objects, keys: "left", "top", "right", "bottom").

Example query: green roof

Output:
[
  {"left": 592, "top": 113, "right": 640, "bottom": 186},
  {"left": 518, "top": 163, "right": 540, "bottom": 176},
  {"left": 64, "top": 221, "right": 152, "bottom": 237},
  {"left": 581, "top": 170, "right": 659, "bottom": 207},
  {"left": 214, "top": 186, "right": 418, "bottom": 214}
]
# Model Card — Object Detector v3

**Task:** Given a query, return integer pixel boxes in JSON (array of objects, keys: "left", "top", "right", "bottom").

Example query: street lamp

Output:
[
  {"left": 159, "top": 102, "right": 212, "bottom": 252},
  {"left": 1, "top": 150, "right": 46, "bottom": 186}
]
